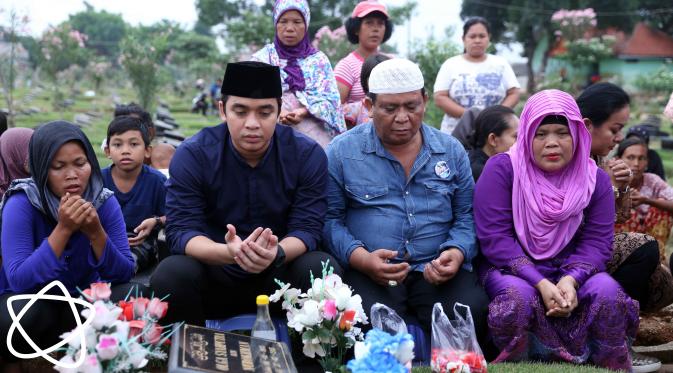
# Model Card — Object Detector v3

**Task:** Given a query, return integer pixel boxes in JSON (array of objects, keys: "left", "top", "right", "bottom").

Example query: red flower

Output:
[
  {"left": 339, "top": 310, "right": 356, "bottom": 331},
  {"left": 118, "top": 300, "right": 134, "bottom": 321}
]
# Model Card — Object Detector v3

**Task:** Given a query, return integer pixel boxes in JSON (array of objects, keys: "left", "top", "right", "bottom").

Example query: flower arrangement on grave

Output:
[
  {"left": 54, "top": 282, "right": 179, "bottom": 373},
  {"left": 270, "top": 261, "right": 368, "bottom": 372}
]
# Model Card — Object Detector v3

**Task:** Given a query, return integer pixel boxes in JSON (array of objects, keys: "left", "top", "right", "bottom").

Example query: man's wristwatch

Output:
[{"left": 273, "top": 244, "right": 286, "bottom": 268}]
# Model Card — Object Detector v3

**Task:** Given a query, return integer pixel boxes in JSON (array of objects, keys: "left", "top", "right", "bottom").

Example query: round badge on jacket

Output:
[{"left": 434, "top": 161, "right": 450, "bottom": 179}]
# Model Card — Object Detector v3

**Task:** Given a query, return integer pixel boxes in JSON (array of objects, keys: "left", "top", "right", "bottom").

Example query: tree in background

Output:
[
  {"left": 0, "top": 8, "right": 30, "bottom": 127},
  {"left": 68, "top": 2, "right": 126, "bottom": 60},
  {"left": 119, "top": 34, "right": 163, "bottom": 111},
  {"left": 461, "top": 0, "right": 673, "bottom": 92},
  {"left": 409, "top": 27, "right": 461, "bottom": 127}
]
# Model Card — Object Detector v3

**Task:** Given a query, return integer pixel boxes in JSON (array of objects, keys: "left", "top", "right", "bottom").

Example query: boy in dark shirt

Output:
[{"left": 103, "top": 115, "right": 167, "bottom": 273}]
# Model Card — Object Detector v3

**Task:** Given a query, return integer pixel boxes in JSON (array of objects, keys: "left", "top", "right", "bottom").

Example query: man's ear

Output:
[
  {"left": 364, "top": 97, "right": 374, "bottom": 114},
  {"left": 583, "top": 118, "right": 593, "bottom": 131},
  {"left": 218, "top": 101, "right": 227, "bottom": 122}
]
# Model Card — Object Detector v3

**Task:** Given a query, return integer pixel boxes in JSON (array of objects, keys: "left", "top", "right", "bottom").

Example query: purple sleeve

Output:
[
  {"left": 89, "top": 197, "right": 135, "bottom": 284},
  {"left": 474, "top": 154, "right": 545, "bottom": 287},
  {"left": 1, "top": 194, "right": 68, "bottom": 293},
  {"left": 560, "top": 169, "right": 615, "bottom": 287}
]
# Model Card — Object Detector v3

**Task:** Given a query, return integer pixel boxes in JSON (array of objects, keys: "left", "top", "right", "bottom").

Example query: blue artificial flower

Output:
[{"left": 347, "top": 351, "right": 407, "bottom": 373}]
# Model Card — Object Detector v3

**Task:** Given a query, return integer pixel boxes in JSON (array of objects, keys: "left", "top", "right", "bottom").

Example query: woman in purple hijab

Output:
[
  {"left": 0, "top": 127, "right": 33, "bottom": 196},
  {"left": 474, "top": 90, "right": 639, "bottom": 370},
  {"left": 251, "top": 0, "right": 345, "bottom": 148}
]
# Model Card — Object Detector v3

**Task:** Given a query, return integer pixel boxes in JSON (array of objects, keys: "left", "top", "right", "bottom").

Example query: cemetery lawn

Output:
[{"left": 411, "top": 363, "right": 612, "bottom": 372}]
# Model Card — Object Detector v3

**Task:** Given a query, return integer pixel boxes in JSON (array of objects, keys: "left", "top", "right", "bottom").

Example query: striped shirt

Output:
[{"left": 334, "top": 51, "right": 365, "bottom": 103}]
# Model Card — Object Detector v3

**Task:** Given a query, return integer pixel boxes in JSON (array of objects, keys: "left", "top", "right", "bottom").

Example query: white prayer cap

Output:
[{"left": 368, "top": 58, "right": 424, "bottom": 95}]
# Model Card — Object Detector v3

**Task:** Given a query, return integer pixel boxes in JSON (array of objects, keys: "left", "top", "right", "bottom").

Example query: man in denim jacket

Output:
[{"left": 324, "top": 59, "right": 488, "bottom": 340}]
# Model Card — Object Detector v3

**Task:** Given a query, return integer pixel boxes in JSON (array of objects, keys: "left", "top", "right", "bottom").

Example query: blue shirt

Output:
[
  {"left": 102, "top": 164, "right": 167, "bottom": 231},
  {"left": 165, "top": 124, "right": 327, "bottom": 256},
  {"left": 324, "top": 123, "right": 477, "bottom": 271},
  {"left": 0, "top": 193, "right": 134, "bottom": 295}
]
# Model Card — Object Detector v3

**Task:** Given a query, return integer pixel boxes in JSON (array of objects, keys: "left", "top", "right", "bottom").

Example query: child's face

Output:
[{"left": 105, "top": 130, "right": 150, "bottom": 173}]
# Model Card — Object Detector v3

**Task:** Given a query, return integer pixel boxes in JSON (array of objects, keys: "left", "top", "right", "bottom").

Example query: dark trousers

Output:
[
  {"left": 343, "top": 269, "right": 490, "bottom": 347},
  {"left": 611, "top": 239, "right": 659, "bottom": 306},
  {"left": 150, "top": 251, "right": 342, "bottom": 325},
  {"left": 0, "top": 282, "right": 147, "bottom": 362}
]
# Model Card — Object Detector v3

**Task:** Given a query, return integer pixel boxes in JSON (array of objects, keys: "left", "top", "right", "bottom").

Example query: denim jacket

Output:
[{"left": 324, "top": 122, "right": 477, "bottom": 271}]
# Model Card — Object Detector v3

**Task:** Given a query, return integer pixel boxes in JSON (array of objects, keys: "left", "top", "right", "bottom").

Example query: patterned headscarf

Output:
[
  {"left": 508, "top": 90, "right": 598, "bottom": 260},
  {"left": 273, "top": 0, "right": 317, "bottom": 92}
]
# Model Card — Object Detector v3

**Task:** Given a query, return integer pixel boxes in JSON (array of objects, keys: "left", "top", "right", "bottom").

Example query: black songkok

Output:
[{"left": 220, "top": 61, "right": 282, "bottom": 98}]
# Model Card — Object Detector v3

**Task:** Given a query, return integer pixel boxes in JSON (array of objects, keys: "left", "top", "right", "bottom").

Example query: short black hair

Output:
[
  {"left": 463, "top": 17, "right": 491, "bottom": 37},
  {"left": 360, "top": 54, "right": 391, "bottom": 94},
  {"left": 576, "top": 82, "right": 630, "bottom": 128},
  {"left": 472, "top": 105, "right": 516, "bottom": 149},
  {"left": 540, "top": 114, "right": 569, "bottom": 126},
  {"left": 617, "top": 136, "right": 648, "bottom": 158},
  {"left": 345, "top": 12, "right": 393, "bottom": 45},
  {"left": 0, "top": 111, "right": 7, "bottom": 137},
  {"left": 366, "top": 88, "right": 426, "bottom": 105},
  {"left": 220, "top": 95, "right": 282, "bottom": 115},
  {"left": 106, "top": 115, "right": 150, "bottom": 147},
  {"left": 114, "top": 103, "right": 154, "bottom": 135}
]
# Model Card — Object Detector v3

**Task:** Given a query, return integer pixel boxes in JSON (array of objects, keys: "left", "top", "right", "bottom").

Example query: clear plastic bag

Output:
[
  {"left": 431, "top": 303, "right": 487, "bottom": 373},
  {"left": 370, "top": 303, "right": 408, "bottom": 335}
]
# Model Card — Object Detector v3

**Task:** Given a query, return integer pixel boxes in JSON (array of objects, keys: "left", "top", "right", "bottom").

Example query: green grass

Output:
[
  {"left": 5, "top": 86, "right": 219, "bottom": 168},
  {"left": 411, "top": 362, "right": 612, "bottom": 373}
]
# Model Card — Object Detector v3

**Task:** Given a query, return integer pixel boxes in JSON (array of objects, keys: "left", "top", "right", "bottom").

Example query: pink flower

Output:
[
  {"left": 143, "top": 323, "right": 164, "bottom": 345},
  {"left": 95, "top": 335, "right": 119, "bottom": 360},
  {"left": 133, "top": 297, "right": 150, "bottom": 318},
  {"left": 82, "top": 354, "right": 102, "bottom": 373},
  {"left": 83, "top": 282, "right": 111, "bottom": 302},
  {"left": 147, "top": 298, "right": 168, "bottom": 320},
  {"left": 323, "top": 299, "right": 337, "bottom": 320}
]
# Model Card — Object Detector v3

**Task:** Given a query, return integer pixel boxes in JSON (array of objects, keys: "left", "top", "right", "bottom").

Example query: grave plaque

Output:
[{"left": 168, "top": 324, "right": 296, "bottom": 373}]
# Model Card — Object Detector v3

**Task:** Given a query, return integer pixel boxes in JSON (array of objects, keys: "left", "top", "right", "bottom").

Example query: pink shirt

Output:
[
  {"left": 334, "top": 51, "right": 365, "bottom": 103},
  {"left": 635, "top": 172, "right": 673, "bottom": 218}
]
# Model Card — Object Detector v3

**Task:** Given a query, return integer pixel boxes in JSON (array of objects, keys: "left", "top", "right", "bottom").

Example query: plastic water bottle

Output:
[{"left": 252, "top": 295, "right": 276, "bottom": 341}]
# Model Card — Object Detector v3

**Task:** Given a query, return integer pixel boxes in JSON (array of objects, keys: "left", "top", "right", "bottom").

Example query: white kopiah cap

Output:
[{"left": 368, "top": 58, "right": 424, "bottom": 95}]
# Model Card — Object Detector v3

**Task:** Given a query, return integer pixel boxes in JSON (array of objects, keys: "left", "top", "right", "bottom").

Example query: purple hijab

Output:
[
  {"left": 273, "top": 0, "right": 317, "bottom": 92},
  {"left": 507, "top": 90, "right": 598, "bottom": 260},
  {"left": 0, "top": 127, "right": 33, "bottom": 195}
]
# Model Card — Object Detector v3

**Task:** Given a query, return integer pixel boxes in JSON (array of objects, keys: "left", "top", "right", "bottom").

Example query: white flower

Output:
[
  {"left": 323, "top": 273, "right": 343, "bottom": 289},
  {"left": 347, "top": 294, "right": 368, "bottom": 325},
  {"left": 353, "top": 341, "right": 369, "bottom": 359},
  {"left": 95, "top": 334, "right": 120, "bottom": 360},
  {"left": 81, "top": 354, "right": 103, "bottom": 373},
  {"left": 333, "top": 286, "right": 352, "bottom": 310},
  {"left": 53, "top": 355, "right": 78, "bottom": 373},
  {"left": 127, "top": 341, "right": 149, "bottom": 368},
  {"left": 294, "top": 300, "right": 322, "bottom": 327},
  {"left": 393, "top": 339, "right": 415, "bottom": 365},
  {"left": 308, "top": 278, "right": 325, "bottom": 299},
  {"left": 282, "top": 288, "right": 301, "bottom": 310},
  {"left": 81, "top": 301, "right": 122, "bottom": 330},
  {"left": 301, "top": 334, "right": 326, "bottom": 358},
  {"left": 269, "top": 283, "right": 291, "bottom": 303},
  {"left": 60, "top": 324, "right": 97, "bottom": 351}
]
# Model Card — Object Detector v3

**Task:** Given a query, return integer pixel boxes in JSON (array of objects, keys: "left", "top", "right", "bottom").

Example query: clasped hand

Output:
[
  {"left": 57, "top": 193, "right": 103, "bottom": 239},
  {"left": 224, "top": 224, "right": 278, "bottom": 274},
  {"left": 536, "top": 276, "right": 578, "bottom": 317}
]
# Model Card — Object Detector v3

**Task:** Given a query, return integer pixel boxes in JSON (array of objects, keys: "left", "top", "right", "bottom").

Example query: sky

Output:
[{"left": 1, "top": 0, "right": 525, "bottom": 63}]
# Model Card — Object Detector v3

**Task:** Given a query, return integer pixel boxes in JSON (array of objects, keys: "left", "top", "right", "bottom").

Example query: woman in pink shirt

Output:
[{"left": 334, "top": 1, "right": 393, "bottom": 108}]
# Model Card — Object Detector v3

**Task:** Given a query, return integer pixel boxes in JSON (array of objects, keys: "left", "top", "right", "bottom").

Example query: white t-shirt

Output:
[{"left": 433, "top": 54, "right": 520, "bottom": 134}]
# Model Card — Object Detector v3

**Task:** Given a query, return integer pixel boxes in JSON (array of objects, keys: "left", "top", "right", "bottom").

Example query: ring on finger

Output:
[{"left": 388, "top": 280, "right": 398, "bottom": 287}]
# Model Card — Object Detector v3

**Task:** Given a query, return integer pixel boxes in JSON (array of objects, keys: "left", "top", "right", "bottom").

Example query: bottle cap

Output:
[{"left": 256, "top": 295, "right": 269, "bottom": 305}]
